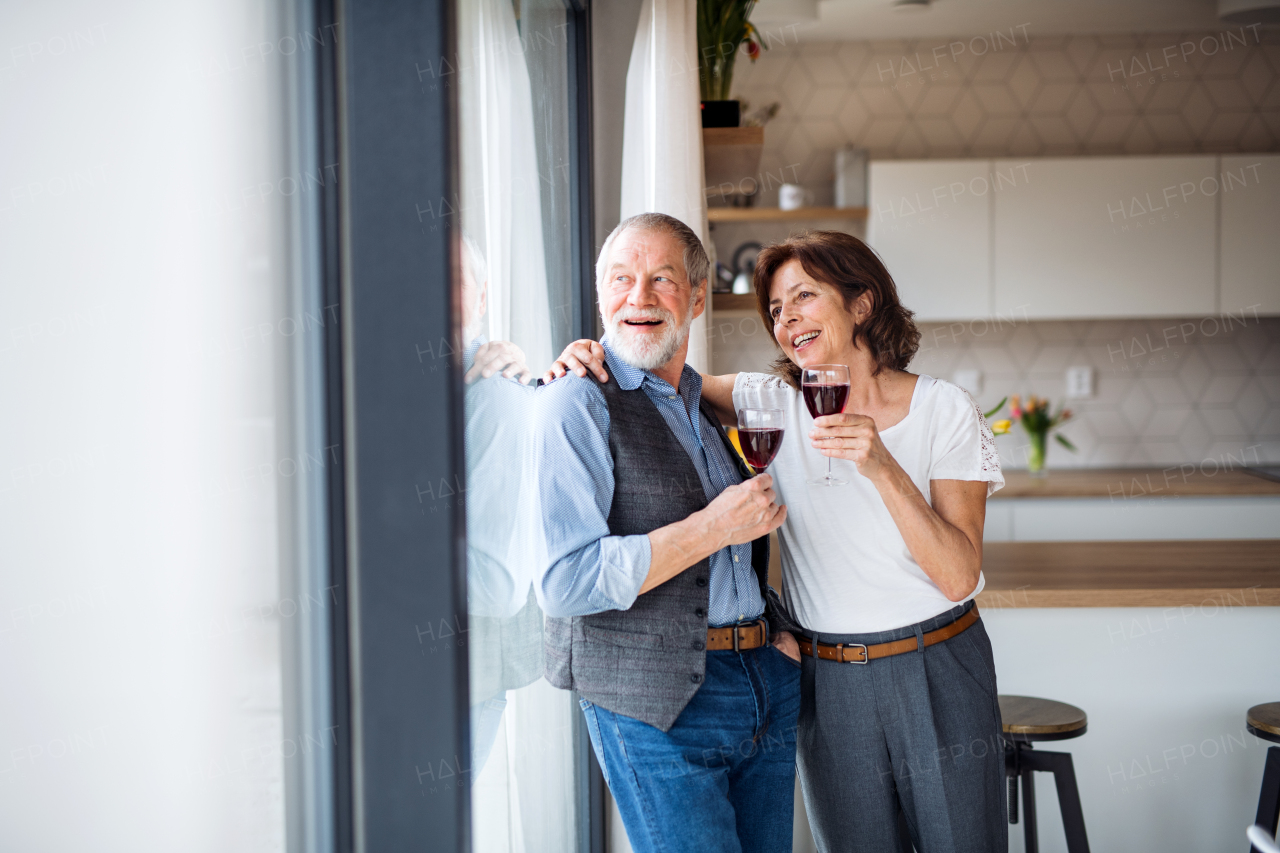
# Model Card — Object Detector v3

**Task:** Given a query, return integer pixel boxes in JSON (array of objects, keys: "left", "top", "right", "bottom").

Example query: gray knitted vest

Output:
[{"left": 543, "top": 372, "right": 772, "bottom": 732}]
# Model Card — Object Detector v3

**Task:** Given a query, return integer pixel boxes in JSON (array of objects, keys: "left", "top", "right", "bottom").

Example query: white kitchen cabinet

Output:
[
  {"left": 867, "top": 160, "right": 993, "bottom": 321},
  {"left": 1220, "top": 154, "right": 1280, "bottom": 315},
  {"left": 992, "top": 156, "right": 1218, "bottom": 319}
]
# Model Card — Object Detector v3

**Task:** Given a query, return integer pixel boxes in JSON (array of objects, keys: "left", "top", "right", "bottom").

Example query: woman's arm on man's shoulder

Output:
[
  {"left": 699, "top": 372, "right": 738, "bottom": 426},
  {"left": 541, "top": 340, "right": 739, "bottom": 425}
]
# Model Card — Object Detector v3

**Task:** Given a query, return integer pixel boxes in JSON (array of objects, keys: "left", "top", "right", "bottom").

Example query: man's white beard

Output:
[{"left": 605, "top": 305, "right": 693, "bottom": 371}]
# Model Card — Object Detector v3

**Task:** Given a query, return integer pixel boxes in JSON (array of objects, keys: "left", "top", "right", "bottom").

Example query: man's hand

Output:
[
  {"left": 699, "top": 474, "right": 787, "bottom": 550},
  {"left": 543, "top": 339, "right": 608, "bottom": 385},
  {"left": 642, "top": 474, "right": 786, "bottom": 596},
  {"left": 772, "top": 629, "right": 801, "bottom": 662},
  {"left": 465, "top": 340, "right": 533, "bottom": 385}
]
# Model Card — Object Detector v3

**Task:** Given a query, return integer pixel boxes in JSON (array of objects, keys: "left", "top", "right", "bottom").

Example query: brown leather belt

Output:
[
  {"left": 706, "top": 619, "right": 768, "bottom": 652},
  {"left": 797, "top": 606, "right": 980, "bottom": 664}
]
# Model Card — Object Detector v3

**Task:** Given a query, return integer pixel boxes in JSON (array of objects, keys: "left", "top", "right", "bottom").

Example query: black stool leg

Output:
[
  {"left": 1047, "top": 751, "right": 1090, "bottom": 853},
  {"left": 1251, "top": 746, "right": 1280, "bottom": 853},
  {"left": 1019, "top": 748, "right": 1091, "bottom": 853},
  {"left": 1021, "top": 762, "right": 1038, "bottom": 853},
  {"left": 1005, "top": 740, "right": 1019, "bottom": 825}
]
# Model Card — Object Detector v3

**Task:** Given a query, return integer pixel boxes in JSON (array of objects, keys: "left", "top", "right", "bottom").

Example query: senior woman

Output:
[{"left": 549, "top": 230, "right": 1005, "bottom": 853}]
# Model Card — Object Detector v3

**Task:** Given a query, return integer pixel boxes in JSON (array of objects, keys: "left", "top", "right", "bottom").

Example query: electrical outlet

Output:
[
  {"left": 953, "top": 369, "right": 982, "bottom": 394},
  {"left": 1065, "top": 366, "right": 1094, "bottom": 399}
]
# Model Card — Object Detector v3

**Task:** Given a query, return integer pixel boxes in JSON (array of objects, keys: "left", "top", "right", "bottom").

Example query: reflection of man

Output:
[
  {"left": 535, "top": 213, "right": 800, "bottom": 852},
  {"left": 457, "top": 233, "right": 541, "bottom": 777}
]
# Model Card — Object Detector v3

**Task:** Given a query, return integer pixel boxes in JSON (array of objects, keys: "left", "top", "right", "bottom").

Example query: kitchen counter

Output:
[
  {"left": 992, "top": 467, "right": 1280, "bottom": 499},
  {"left": 975, "top": 540, "right": 1280, "bottom": 607}
]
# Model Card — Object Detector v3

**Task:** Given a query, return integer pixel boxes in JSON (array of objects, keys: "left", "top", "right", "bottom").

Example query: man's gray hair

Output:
[
  {"left": 460, "top": 230, "right": 488, "bottom": 287},
  {"left": 595, "top": 213, "right": 709, "bottom": 294}
]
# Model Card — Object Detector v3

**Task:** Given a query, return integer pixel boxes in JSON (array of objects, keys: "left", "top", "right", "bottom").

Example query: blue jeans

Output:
[{"left": 579, "top": 645, "right": 801, "bottom": 853}]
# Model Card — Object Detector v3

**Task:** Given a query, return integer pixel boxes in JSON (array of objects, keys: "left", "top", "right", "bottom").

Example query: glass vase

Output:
[{"left": 1027, "top": 430, "right": 1048, "bottom": 477}]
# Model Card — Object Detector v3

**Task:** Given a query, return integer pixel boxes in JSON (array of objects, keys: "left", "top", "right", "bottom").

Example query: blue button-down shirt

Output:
[{"left": 533, "top": 338, "right": 765, "bottom": 627}]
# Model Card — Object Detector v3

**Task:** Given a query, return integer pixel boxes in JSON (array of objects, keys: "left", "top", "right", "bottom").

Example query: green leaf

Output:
[
  {"left": 1054, "top": 433, "right": 1077, "bottom": 452},
  {"left": 983, "top": 396, "right": 1008, "bottom": 419}
]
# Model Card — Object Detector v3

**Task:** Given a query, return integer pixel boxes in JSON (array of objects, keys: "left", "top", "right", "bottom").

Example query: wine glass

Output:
[
  {"left": 802, "top": 364, "right": 851, "bottom": 486},
  {"left": 736, "top": 408, "right": 785, "bottom": 473}
]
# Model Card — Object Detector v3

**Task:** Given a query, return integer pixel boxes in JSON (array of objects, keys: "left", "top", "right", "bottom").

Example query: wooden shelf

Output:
[
  {"left": 712, "top": 293, "right": 758, "bottom": 311},
  {"left": 707, "top": 206, "right": 868, "bottom": 223}
]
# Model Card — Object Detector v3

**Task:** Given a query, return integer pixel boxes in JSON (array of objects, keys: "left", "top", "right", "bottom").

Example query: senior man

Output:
[{"left": 534, "top": 213, "right": 801, "bottom": 853}]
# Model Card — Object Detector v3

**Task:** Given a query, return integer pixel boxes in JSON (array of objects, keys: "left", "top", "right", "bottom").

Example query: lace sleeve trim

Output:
[
  {"left": 971, "top": 398, "right": 1004, "bottom": 495},
  {"left": 736, "top": 372, "right": 790, "bottom": 393}
]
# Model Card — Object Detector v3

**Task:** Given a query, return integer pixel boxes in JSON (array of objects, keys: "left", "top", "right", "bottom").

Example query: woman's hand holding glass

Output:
[{"left": 809, "top": 412, "right": 894, "bottom": 481}]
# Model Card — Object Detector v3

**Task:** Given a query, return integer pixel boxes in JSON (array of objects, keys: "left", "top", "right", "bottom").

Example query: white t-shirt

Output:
[{"left": 733, "top": 372, "right": 1004, "bottom": 634}]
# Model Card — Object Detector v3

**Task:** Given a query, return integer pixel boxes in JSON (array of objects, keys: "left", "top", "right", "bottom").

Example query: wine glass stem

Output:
[{"left": 826, "top": 456, "right": 833, "bottom": 481}]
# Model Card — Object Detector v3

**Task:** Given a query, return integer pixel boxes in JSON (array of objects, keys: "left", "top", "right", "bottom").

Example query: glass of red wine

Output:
[
  {"left": 737, "top": 408, "right": 785, "bottom": 473},
  {"left": 802, "top": 364, "right": 851, "bottom": 486}
]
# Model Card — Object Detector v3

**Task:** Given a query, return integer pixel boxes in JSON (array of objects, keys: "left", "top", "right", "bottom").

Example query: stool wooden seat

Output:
[
  {"left": 1247, "top": 703, "right": 1280, "bottom": 853},
  {"left": 998, "top": 695, "right": 1091, "bottom": 853},
  {"left": 1000, "top": 695, "right": 1088, "bottom": 741},
  {"left": 1248, "top": 703, "right": 1280, "bottom": 744}
]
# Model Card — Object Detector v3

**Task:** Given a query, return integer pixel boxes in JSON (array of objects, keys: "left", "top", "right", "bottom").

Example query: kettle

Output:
[{"left": 731, "top": 241, "right": 762, "bottom": 295}]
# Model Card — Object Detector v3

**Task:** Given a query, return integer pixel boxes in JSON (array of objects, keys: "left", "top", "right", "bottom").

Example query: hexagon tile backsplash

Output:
[
  {"left": 732, "top": 29, "right": 1280, "bottom": 207},
  {"left": 913, "top": 316, "right": 1280, "bottom": 470}
]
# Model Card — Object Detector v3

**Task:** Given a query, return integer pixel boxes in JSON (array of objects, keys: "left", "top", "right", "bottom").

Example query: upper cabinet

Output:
[
  {"left": 867, "top": 155, "right": 1278, "bottom": 321},
  {"left": 993, "top": 156, "right": 1218, "bottom": 319},
  {"left": 1220, "top": 154, "right": 1280, "bottom": 316},
  {"left": 867, "top": 160, "right": 993, "bottom": 321}
]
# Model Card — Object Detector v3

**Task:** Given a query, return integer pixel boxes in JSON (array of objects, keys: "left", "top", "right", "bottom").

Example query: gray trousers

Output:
[{"left": 796, "top": 602, "right": 1007, "bottom": 853}]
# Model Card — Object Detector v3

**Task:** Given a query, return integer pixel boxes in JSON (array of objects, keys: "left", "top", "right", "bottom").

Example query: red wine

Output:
[
  {"left": 803, "top": 383, "right": 850, "bottom": 419},
  {"left": 739, "top": 428, "right": 784, "bottom": 470}
]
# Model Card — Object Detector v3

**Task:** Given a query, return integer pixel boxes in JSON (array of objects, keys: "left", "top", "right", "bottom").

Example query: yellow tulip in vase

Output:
[{"left": 987, "top": 394, "right": 1076, "bottom": 476}]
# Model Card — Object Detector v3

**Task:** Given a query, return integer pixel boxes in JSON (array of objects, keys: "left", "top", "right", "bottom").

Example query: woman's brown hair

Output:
[{"left": 753, "top": 230, "right": 921, "bottom": 388}]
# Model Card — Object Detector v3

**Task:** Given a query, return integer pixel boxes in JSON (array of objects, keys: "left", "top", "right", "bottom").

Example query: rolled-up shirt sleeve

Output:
[{"left": 533, "top": 376, "right": 651, "bottom": 618}]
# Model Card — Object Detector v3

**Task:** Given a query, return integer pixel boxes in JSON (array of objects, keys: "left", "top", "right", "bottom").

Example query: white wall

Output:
[{"left": 0, "top": 0, "right": 294, "bottom": 849}]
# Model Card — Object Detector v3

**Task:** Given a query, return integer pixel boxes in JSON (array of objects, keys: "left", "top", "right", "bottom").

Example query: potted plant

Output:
[
  {"left": 697, "top": 0, "right": 766, "bottom": 127},
  {"left": 988, "top": 394, "right": 1077, "bottom": 476}
]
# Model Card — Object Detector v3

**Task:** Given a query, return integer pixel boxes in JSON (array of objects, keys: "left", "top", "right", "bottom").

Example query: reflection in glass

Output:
[{"left": 457, "top": 0, "right": 580, "bottom": 849}]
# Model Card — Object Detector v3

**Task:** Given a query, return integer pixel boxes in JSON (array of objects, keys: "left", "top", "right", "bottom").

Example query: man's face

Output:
[
  {"left": 598, "top": 228, "right": 705, "bottom": 371},
  {"left": 460, "top": 254, "right": 487, "bottom": 341}
]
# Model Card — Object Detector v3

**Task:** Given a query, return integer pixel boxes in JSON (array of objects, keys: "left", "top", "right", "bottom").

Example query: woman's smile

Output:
[{"left": 791, "top": 329, "right": 821, "bottom": 350}]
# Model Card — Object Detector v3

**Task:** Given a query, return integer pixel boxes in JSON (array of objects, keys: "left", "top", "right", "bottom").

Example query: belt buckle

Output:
[
  {"left": 838, "top": 642, "right": 868, "bottom": 664},
  {"left": 733, "top": 626, "right": 741, "bottom": 653}
]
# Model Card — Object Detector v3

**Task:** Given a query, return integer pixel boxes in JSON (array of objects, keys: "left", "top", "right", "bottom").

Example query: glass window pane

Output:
[{"left": 456, "top": 1, "right": 584, "bottom": 850}]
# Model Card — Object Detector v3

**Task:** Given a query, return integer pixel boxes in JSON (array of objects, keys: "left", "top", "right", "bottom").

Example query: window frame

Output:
[{"left": 297, "top": 0, "right": 601, "bottom": 849}]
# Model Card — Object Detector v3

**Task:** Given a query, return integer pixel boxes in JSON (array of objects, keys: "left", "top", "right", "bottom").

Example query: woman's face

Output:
[{"left": 768, "top": 258, "right": 861, "bottom": 369}]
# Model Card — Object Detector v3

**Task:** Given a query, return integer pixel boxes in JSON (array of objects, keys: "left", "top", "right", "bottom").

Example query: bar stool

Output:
[
  {"left": 1248, "top": 702, "right": 1280, "bottom": 853},
  {"left": 1000, "top": 695, "right": 1091, "bottom": 853}
]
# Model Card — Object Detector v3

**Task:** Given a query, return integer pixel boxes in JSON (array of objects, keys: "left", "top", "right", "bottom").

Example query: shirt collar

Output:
[{"left": 600, "top": 336, "right": 700, "bottom": 399}]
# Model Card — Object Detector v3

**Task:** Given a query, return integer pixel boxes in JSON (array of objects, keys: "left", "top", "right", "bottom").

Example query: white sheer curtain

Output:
[
  {"left": 620, "top": 0, "right": 712, "bottom": 372},
  {"left": 458, "top": 0, "right": 553, "bottom": 371}
]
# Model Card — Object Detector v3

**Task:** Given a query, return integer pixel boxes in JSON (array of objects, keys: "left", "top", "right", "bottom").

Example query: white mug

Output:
[{"left": 779, "top": 183, "right": 811, "bottom": 211}]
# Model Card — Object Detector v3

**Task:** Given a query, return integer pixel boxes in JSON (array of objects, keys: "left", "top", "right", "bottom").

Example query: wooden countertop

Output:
[
  {"left": 975, "top": 540, "right": 1280, "bottom": 608},
  {"left": 992, "top": 467, "right": 1280, "bottom": 499}
]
